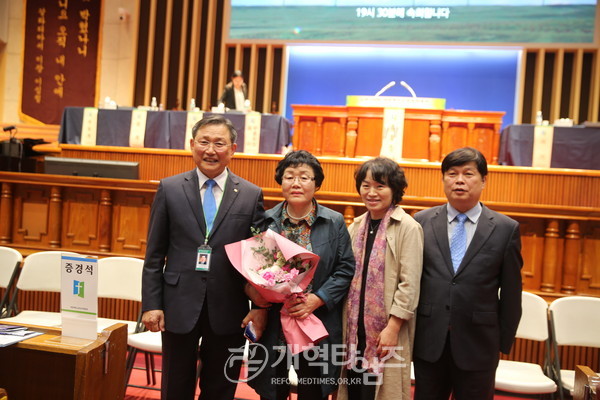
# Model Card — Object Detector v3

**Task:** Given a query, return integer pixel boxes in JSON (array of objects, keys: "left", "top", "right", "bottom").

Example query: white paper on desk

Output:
[
  {"left": 0, "top": 330, "right": 43, "bottom": 347},
  {"left": 380, "top": 108, "right": 405, "bottom": 162},
  {"left": 244, "top": 112, "right": 262, "bottom": 154},
  {"left": 60, "top": 255, "right": 98, "bottom": 340},
  {"left": 81, "top": 107, "right": 99, "bottom": 146},
  {"left": 129, "top": 109, "right": 148, "bottom": 148},
  {"left": 532, "top": 125, "right": 554, "bottom": 168},
  {"left": 185, "top": 111, "right": 204, "bottom": 151}
]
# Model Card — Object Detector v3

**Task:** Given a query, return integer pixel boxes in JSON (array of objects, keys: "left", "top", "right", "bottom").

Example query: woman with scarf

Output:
[{"left": 338, "top": 157, "right": 424, "bottom": 400}]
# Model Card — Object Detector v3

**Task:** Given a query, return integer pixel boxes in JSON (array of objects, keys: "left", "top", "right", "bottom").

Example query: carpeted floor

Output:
[{"left": 124, "top": 353, "right": 543, "bottom": 400}]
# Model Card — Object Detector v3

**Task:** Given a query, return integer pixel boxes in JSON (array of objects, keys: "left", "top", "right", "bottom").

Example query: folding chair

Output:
[
  {"left": 0, "top": 247, "right": 22, "bottom": 318},
  {"left": 96, "top": 256, "right": 144, "bottom": 334},
  {"left": 549, "top": 296, "right": 600, "bottom": 400},
  {"left": 495, "top": 291, "right": 557, "bottom": 398},
  {"left": 3, "top": 251, "right": 78, "bottom": 326}
]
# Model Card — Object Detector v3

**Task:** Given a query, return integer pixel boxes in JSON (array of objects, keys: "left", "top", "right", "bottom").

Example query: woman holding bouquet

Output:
[
  {"left": 338, "top": 157, "right": 424, "bottom": 400},
  {"left": 248, "top": 150, "right": 355, "bottom": 400}
]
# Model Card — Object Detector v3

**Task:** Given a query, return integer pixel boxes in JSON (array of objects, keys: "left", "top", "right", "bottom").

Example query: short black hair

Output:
[
  {"left": 191, "top": 115, "right": 237, "bottom": 144},
  {"left": 354, "top": 157, "right": 408, "bottom": 205},
  {"left": 232, "top": 70, "right": 244, "bottom": 78},
  {"left": 274, "top": 150, "right": 324, "bottom": 187},
  {"left": 441, "top": 147, "right": 488, "bottom": 177}
]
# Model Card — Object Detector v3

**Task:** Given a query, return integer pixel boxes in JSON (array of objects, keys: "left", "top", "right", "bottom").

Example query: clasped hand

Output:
[{"left": 283, "top": 293, "right": 324, "bottom": 319}]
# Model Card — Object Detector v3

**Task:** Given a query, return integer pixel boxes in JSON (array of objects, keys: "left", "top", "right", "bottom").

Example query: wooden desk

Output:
[
  {"left": 499, "top": 124, "right": 600, "bottom": 170},
  {"left": 575, "top": 365, "right": 600, "bottom": 400},
  {"left": 58, "top": 107, "right": 291, "bottom": 154},
  {"left": 0, "top": 323, "right": 127, "bottom": 400},
  {"left": 292, "top": 104, "right": 504, "bottom": 163}
]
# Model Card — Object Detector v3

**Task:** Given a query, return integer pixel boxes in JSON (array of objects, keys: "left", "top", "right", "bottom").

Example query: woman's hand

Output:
[
  {"left": 376, "top": 316, "right": 403, "bottom": 359},
  {"left": 284, "top": 293, "right": 324, "bottom": 319}
]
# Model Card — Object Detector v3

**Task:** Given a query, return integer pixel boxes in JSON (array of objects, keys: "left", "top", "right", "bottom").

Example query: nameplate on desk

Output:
[
  {"left": 532, "top": 125, "right": 554, "bottom": 168},
  {"left": 346, "top": 95, "right": 446, "bottom": 110},
  {"left": 244, "top": 112, "right": 261, "bottom": 154},
  {"left": 129, "top": 110, "right": 148, "bottom": 148},
  {"left": 185, "top": 111, "right": 204, "bottom": 150},
  {"left": 81, "top": 107, "right": 99, "bottom": 146},
  {"left": 61, "top": 255, "right": 98, "bottom": 340}
]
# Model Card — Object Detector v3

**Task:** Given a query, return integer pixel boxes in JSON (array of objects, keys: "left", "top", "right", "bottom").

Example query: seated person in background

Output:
[{"left": 218, "top": 70, "right": 248, "bottom": 111}]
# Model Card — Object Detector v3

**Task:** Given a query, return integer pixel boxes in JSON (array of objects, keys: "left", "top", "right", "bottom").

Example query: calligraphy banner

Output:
[{"left": 20, "top": 0, "right": 101, "bottom": 125}]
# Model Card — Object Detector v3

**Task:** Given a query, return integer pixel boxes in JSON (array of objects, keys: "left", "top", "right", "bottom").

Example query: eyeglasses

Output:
[
  {"left": 282, "top": 175, "right": 315, "bottom": 185},
  {"left": 194, "top": 140, "right": 231, "bottom": 151}
]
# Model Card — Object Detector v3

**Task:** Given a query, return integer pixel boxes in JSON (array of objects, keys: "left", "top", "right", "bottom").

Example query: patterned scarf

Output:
[{"left": 345, "top": 206, "right": 394, "bottom": 374}]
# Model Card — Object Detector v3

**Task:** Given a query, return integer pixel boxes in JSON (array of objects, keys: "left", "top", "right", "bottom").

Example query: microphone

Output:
[
  {"left": 400, "top": 81, "right": 417, "bottom": 98},
  {"left": 374, "top": 81, "right": 396, "bottom": 97},
  {"left": 3, "top": 125, "right": 16, "bottom": 132}
]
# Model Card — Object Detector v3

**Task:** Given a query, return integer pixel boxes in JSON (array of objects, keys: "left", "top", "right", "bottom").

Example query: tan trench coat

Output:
[{"left": 338, "top": 206, "right": 424, "bottom": 400}]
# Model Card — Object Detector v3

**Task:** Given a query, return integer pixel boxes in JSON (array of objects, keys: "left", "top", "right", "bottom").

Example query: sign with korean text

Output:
[
  {"left": 21, "top": 0, "right": 102, "bottom": 125},
  {"left": 61, "top": 254, "right": 98, "bottom": 340},
  {"left": 380, "top": 108, "right": 405, "bottom": 162},
  {"left": 532, "top": 125, "right": 554, "bottom": 168}
]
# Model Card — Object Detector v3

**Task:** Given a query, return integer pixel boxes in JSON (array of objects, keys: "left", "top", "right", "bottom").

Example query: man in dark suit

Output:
[
  {"left": 218, "top": 70, "right": 248, "bottom": 111},
  {"left": 413, "top": 147, "right": 523, "bottom": 400},
  {"left": 141, "top": 115, "right": 266, "bottom": 399}
]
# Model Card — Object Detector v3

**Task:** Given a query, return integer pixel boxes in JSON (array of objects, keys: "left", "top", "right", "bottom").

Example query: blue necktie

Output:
[
  {"left": 450, "top": 213, "right": 468, "bottom": 273},
  {"left": 203, "top": 179, "right": 217, "bottom": 234}
]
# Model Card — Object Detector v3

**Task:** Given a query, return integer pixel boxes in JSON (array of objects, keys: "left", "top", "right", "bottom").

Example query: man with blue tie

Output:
[
  {"left": 413, "top": 147, "right": 523, "bottom": 400},
  {"left": 141, "top": 115, "right": 266, "bottom": 399}
]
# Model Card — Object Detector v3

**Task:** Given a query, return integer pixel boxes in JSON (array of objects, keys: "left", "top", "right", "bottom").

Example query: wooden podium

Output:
[
  {"left": 0, "top": 323, "right": 128, "bottom": 400},
  {"left": 292, "top": 104, "right": 504, "bottom": 164}
]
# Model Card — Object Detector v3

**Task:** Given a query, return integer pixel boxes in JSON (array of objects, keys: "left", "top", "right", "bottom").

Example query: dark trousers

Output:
[
  {"left": 347, "top": 363, "right": 376, "bottom": 400},
  {"left": 414, "top": 334, "right": 496, "bottom": 400},
  {"left": 161, "top": 305, "right": 245, "bottom": 400},
  {"left": 260, "top": 350, "right": 329, "bottom": 400}
]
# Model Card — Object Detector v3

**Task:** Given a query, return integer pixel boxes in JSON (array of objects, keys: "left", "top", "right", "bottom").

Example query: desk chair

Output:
[
  {"left": 549, "top": 296, "right": 600, "bottom": 400},
  {"left": 495, "top": 291, "right": 557, "bottom": 398},
  {"left": 0, "top": 247, "right": 22, "bottom": 318},
  {"left": 3, "top": 251, "right": 78, "bottom": 326}
]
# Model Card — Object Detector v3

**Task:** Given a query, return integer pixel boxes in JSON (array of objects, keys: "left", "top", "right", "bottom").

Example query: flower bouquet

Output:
[{"left": 225, "top": 228, "right": 328, "bottom": 354}]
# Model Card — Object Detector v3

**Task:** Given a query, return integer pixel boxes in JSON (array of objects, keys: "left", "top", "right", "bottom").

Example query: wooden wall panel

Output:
[
  {"left": 355, "top": 117, "right": 382, "bottom": 157},
  {"left": 62, "top": 189, "right": 100, "bottom": 249},
  {"left": 111, "top": 191, "right": 153, "bottom": 255},
  {"left": 13, "top": 186, "right": 50, "bottom": 247}
]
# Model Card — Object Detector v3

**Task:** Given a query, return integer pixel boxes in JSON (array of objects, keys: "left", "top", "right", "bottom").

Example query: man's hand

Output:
[
  {"left": 245, "top": 283, "right": 271, "bottom": 309},
  {"left": 241, "top": 309, "right": 268, "bottom": 341},
  {"left": 376, "top": 316, "right": 403, "bottom": 359},
  {"left": 284, "top": 293, "right": 324, "bottom": 320},
  {"left": 142, "top": 310, "right": 165, "bottom": 332}
]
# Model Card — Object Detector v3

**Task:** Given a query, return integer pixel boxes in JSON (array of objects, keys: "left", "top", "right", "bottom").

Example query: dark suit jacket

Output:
[
  {"left": 141, "top": 168, "right": 265, "bottom": 335},
  {"left": 218, "top": 82, "right": 248, "bottom": 111},
  {"left": 413, "top": 203, "right": 522, "bottom": 371}
]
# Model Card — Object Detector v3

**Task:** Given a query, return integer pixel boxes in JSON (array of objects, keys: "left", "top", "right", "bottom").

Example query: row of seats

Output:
[
  {"left": 1, "top": 247, "right": 599, "bottom": 398},
  {"left": 0, "top": 247, "right": 157, "bottom": 391},
  {"left": 495, "top": 291, "right": 600, "bottom": 400}
]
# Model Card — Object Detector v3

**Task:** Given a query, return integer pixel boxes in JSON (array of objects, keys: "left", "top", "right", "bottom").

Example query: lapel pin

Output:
[{"left": 234, "top": 188, "right": 239, "bottom": 192}]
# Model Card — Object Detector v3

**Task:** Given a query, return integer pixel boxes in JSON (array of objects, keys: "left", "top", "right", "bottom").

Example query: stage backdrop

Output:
[
  {"left": 284, "top": 45, "right": 521, "bottom": 129},
  {"left": 20, "top": 0, "right": 101, "bottom": 125}
]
